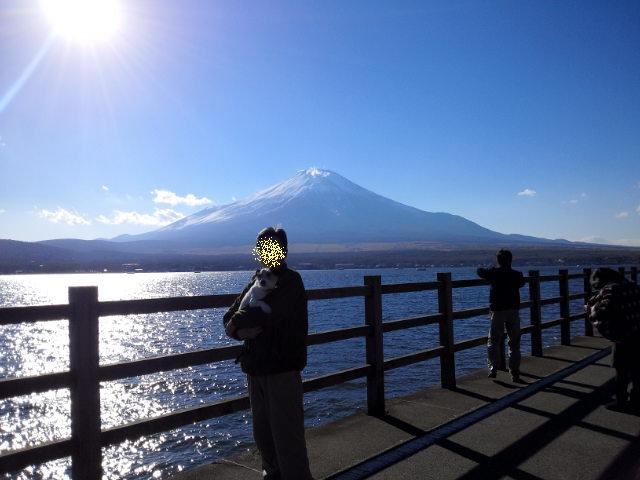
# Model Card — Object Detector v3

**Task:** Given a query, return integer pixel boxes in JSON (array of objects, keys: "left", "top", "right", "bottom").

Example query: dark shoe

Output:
[
  {"left": 510, "top": 371, "right": 521, "bottom": 382},
  {"left": 488, "top": 367, "right": 497, "bottom": 378}
]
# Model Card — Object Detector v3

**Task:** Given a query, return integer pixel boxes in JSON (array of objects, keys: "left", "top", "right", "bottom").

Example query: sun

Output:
[{"left": 41, "top": 0, "right": 124, "bottom": 45}]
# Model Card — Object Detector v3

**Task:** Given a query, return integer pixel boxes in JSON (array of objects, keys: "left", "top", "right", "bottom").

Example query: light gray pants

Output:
[
  {"left": 487, "top": 309, "right": 521, "bottom": 373},
  {"left": 248, "top": 371, "right": 313, "bottom": 480}
]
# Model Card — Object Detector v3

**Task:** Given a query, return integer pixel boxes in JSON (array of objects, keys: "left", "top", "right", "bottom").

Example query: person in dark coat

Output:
[
  {"left": 223, "top": 226, "right": 313, "bottom": 480},
  {"left": 588, "top": 267, "right": 640, "bottom": 410},
  {"left": 477, "top": 249, "right": 526, "bottom": 382}
]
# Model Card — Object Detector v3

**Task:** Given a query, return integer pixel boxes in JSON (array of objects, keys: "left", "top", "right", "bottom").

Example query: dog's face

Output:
[{"left": 256, "top": 268, "right": 278, "bottom": 290}]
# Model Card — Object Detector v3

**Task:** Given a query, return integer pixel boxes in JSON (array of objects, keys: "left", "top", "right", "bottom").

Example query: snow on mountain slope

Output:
[{"left": 115, "top": 168, "right": 539, "bottom": 247}]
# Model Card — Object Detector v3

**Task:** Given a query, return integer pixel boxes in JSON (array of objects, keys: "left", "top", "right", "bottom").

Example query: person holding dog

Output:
[
  {"left": 477, "top": 249, "right": 526, "bottom": 382},
  {"left": 223, "top": 226, "right": 313, "bottom": 480}
]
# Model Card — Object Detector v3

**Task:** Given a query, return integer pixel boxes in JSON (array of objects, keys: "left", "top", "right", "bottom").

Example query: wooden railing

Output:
[{"left": 0, "top": 266, "right": 637, "bottom": 478}]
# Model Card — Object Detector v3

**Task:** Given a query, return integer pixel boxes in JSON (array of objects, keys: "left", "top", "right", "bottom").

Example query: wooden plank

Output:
[
  {"left": 539, "top": 275, "right": 560, "bottom": 282},
  {"left": 100, "top": 327, "right": 369, "bottom": 382},
  {"left": 568, "top": 293, "right": 586, "bottom": 300},
  {"left": 568, "top": 313, "right": 586, "bottom": 322},
  {"left": 567, "top": 273, "right": 585, "bottom": 280},
  {"left": 101, "top": 394, "right": 251, "bottom": 446},
  {"left": 519, "top": 300, "right": 533, "bottom": 309},
  {"left": 541, "top": 318, "right": 563, "bottom": 329},
  {"left": 453, "top": 335, "right": 486, "bottom": 352},
  {"left": 99, "top": 345, "right": 243, "bottom": 382},
  {"left": 437, "top": 272, "right": 456, "bottom": 389},
  {"left": 540, "top": 296, "right": 563, "bottom": 306},
  {"left": 0, "top": 438, "right": 73, "bottom": 475},
  {"left": 380, "top": 281, "right": 440, "bottom": 294},
  {"left": 450, "top": 278, "right": 489, "bottom": 288},
  {"left": 308, "top": 286, "right": 369, "bottom": 300},
  {"left": 98, "top": 294, "right": 237, "bottom": 317},
  {"left": 0, "top": 371, "right": 71, "bottom": 400},
  {"left": 383, "top": 347, "right": 444, "bottom": 371},
  {"left": 364, "top": 276, "right": 384, "bottom": 416},
  {"left": 521, "top": 324, "right": 535, "bottom": 334},
  {"left": 68, "top": 287, "right": 101, "bottom": 480},
  {"left": 307, "top": 325, "right": 370, "bottom": 345},
  {"left": 102, "top": 365, "right": 370, "bottom": 447},
  {"left": 452, "top": 306, "right": 490, "bottom": 320},
  {"left": 381, "top": 313, "right": 442, "bottom": 333},
  {"left": 0, "top": 304, "right": 70, "bottom": 325},
  {"left": 302, "top": 365, "right": 370, "bottom": 392}
]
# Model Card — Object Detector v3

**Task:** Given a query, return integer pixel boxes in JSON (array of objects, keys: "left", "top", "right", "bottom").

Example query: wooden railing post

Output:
[
  {"left": 69, "top": 286, "right": 101, "bottom": 480},
  {"left": 364, "top": 276, "right": 384, "bottom": 416},
  {"left": 528, "top": 270, "right": 543, "bottom": 356},
  {"left": 583, "top": 268, "right": 593, "bottom": 336},
  {"left": 559, "top": 269, "right": 570, "bottom": 345},
  {"left": 631, "top": 266, "right": 638, "bottom": 284},
  {"left": 437, "top": 272, "right": 456, "bottom": 389}
]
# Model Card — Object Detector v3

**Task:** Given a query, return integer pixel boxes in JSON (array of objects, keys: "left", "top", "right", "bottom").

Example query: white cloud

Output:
[
  {"left": 101, "top": 185, "right": 109, "bottom": 192},
  {"left": 517, "top": 188, "right": 537, "bottom": 197},
  {"left": 0, "top": 208, "right": 5, "bottom": 214},
  {"left": 39, "top": 208, "right": 91, "bottom": 225},
  {"left": 580, "top": 192, "right": 587, "bottom": 198},
  {"left": 152, "top": 189, "right": 212, "bottom": 207},
  {"left": 231, "top": 196, "right": 237, "bottom": 202},
  {"left": 96, "top": 208, "right": 185, "bottom": 226},
  {"left": 637, "top": 205, "right": 640, "bottom": 215},
  {"left": 615, "top": 211, "right": 629, "bottom": 219},
  {"left": 568, "top": 199, "right": 578, "bottom": 204}
]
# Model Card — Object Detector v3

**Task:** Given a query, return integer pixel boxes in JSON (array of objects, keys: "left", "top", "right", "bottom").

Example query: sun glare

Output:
[{"left": 41, "top": 0, "right": 124, "bottom": 45}]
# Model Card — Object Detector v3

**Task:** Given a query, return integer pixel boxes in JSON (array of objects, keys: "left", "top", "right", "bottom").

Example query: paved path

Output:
[{"left": 172, "top": 336, "right": 640, "bottom": 480}]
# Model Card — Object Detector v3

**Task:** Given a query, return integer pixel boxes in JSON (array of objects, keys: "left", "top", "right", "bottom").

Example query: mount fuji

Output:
[{"left": 106, "top": 167, "right": 568, "bottom": 252}]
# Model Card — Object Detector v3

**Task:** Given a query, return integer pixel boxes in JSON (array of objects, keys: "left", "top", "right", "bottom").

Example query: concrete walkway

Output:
[{"left": 173, "top": 336, "right": 640, "bottom": 480}]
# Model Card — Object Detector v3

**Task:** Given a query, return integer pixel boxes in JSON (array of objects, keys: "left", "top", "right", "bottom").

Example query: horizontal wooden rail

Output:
[
  {"left": 540, "top": 296, "right": 563, "bottom": 306},
  {"left": 453, "top": 335, "right": 486, "bottom": 352},
  {"left": 101, "top": 365, "right": 370, "bottom": 447},
  {"left": 380, "top": 281, "right": 439, "bottom": 294},
  {"left": 308, "top": 286, "right": 370, "bottom": 300},
  {"left": 99, "top": 345, "right": 243, "bottom": 382},
  {"left": 307, "top": 325, "right": 370, "bottom": 345},
  {"left": 383, "top": 347, "right": 444, "bottom": 371},
  {"left": 0, "top": 371, "right": 71, "bottom": 400},
  {"left": 381, "top": 313, "right": 442, "bottom": 332},
  {"left": 0, "top": 438, "right": 73, "bottom": 475},
  {"left": 568, "top": 313, "right": 586, "bottom": 322},
  {"left": 539, "top": 275, "right": 560, "bottom": 282},
  {"left": 452, "top": 306, "right": 490, "bottom": 320},
  {"left": 0, "top": 304, "right": 70, "bottom": 325},
  {"left": 98, "top": 295, "right": 237, "bottom": 317},
  {"left": 567, "top": 273, "right": 585, "bottom": 279},
  {"left": 568, "top": 293, "right": 586, "bottom": 300},
  {"left": 541, "top": 318, "right": 563, "bottom": 328},
  {"left": 451, "top": 278, "right": 489, "bottom": 288}
]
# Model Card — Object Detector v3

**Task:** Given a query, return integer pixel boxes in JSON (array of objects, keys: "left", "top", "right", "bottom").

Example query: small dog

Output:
[{"left": 239, "top": 268, "right": 278, "bottom": 314}]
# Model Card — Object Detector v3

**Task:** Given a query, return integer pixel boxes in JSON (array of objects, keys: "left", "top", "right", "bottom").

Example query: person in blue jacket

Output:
[{"left": 477, "top": 249, "right": 526, "bottom": 382}]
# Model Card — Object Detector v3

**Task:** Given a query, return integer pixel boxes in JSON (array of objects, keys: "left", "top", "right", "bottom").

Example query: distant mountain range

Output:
[{"left": 2, "top": 168, "right": 638, "bottom": 272}]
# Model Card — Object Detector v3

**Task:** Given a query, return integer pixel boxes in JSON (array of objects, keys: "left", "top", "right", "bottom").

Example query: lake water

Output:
[{"left": 0, "top": 266, "right": 591, "bottom": 479}]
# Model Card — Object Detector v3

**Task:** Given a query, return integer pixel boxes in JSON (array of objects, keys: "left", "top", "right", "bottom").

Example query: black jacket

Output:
[
  {"left": 477, "top": 266, "right": 525, "bottom": 311},
  {"left": 223, "top": 263, "right": 308, "bottom": 376}
]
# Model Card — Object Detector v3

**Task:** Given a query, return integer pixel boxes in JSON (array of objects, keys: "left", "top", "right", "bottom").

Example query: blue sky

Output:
[{"left": 1, "top": 1, "right": 639, "bottom": 244}]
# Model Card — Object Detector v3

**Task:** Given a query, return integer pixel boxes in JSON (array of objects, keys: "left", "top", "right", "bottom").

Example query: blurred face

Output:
[{"left": 253, "top": 236, "right": 287, "bottom": 268}]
